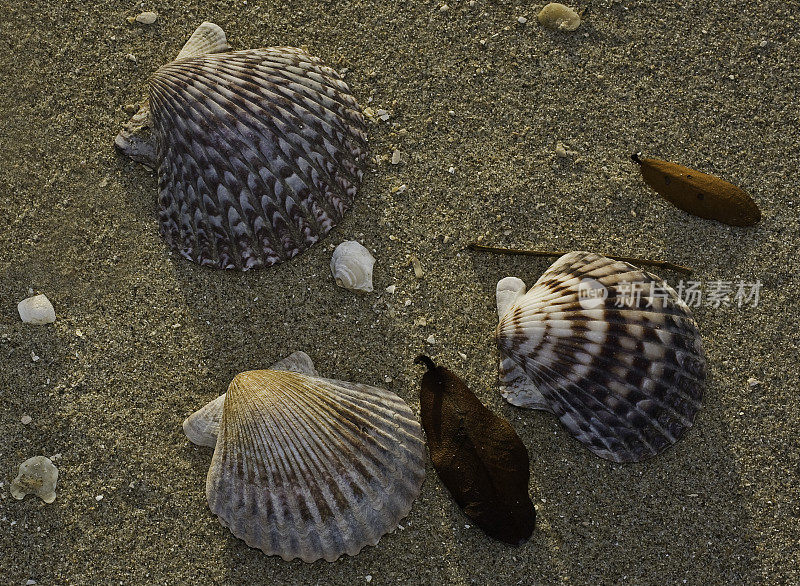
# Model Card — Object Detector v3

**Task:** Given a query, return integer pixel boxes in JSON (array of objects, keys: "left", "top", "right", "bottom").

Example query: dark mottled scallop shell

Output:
[
  {"left": 148, "top": 43, "right": 368, "bottom": 269},
  {"left": 495, "top": 251, "right": 706, "bottom": 463}
]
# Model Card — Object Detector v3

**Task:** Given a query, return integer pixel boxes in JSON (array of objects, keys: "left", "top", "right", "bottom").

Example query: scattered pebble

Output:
[
  {"left": 426, "top": 334, "right": 436, "bottom": 344},
  {"left": 439, "top": 4, "right": 449, "bottom": 12},
  {"left": 391, "top": 184, "right": 408, "bottom": 194},
  {"left": 21, "top": 415, "right": 32, "bottom": 425},
  {"left": 133, "top": 11, "right": 158, "bottom": 25},
  {"left": 126, "top": 53, "right": 137, "bottom": 63},
  {"left": 10, "top": 456, "right": 58, "bottom": 504},
  {"left": 384, "top": 375, "right": 393, "bottom": 383},
  {"left": 31, "top": 351, "right": 40, "bottom": 363},
  {"left": 96, "top": 494, "right": 104, "bottom": 502},
  {"left": 448, "top": 166, "right": 455, "bottom": 174},
  {"left": 555, "top": 142, "right": 568, "bottom": 158},
  {"left": 410, "top": 255, "right": 423, "bottom": 279},
  {"left": 759, "top": 40, "right": 768, "bottom": 48},
  {"left": 17, "top": 294, "right": 56, "bottom": 324},
  {"left": 517, "top": 16, "right": 528, "bottom": 25},
  {"left": 747, "top": 377, "right": 762, "bottom": 388},
  {"left": 365, "top": 576, "right": 373, "bottom": 583},
  {"left": 391, "top": 149, "right": 401, "bottom": 165},
  {"left": 458, "top": 352, "right": 467, "bottom": 360},
  {"left": 385, "top": 285, "right": 397, "bottom": 294},
  {"left": 538, "top": 3, "right": 581, "bottom": 31},
  {"left": 404, "top": 299, "right": 412, "bottom": 307}
]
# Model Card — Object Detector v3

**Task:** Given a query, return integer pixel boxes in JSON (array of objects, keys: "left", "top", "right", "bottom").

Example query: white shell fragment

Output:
[
  {"left": 495, "top": 251, "right": 706, "bottom": 463},
  {"left": 537, "top": 3, "right": 581, "bottom": 31},
  {"left": 17, "top": 294, "right": 56, "bottom": 324},
  {"left": 331, "top": 241, "right": 376, "bottom": 292},
  {"left": 183, "top": 350, "right": 318, "bottom": 447},
  {"left": 134, "top": 11, "right": 158, "bottom": 25},
  {"left": 204, "top": 369, "right": 425, "bottom": 562},
  {"left": 11, "top": 456, "right": 59, "bottom": 503}
]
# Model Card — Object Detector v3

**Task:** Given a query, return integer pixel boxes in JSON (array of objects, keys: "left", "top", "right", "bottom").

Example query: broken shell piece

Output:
[
  {"left": 537, "top": 3, "right": 581, "bottom": 31},
  {"left": 204, "top": 369, "right": 425, "bottom": 562},
  {"left": 495, "top": 251, "right": 706, "bottom": 463},
  {"left": 135, "top": 11, "right": 158, "bottom": 25},
  {"left": 183, "top": 351, "right": 317, "bottom": 447},
  {"left": 331, "top": 241, "right": 376, "bottom": 293},
  {"left": 11, "top": 456, "right": 59, "bottom": 503},
  {"left": 17, "top": 294, "right": 56, "bottom": 324}
]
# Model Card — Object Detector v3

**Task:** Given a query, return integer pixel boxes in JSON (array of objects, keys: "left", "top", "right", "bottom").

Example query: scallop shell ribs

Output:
[
  {"left": 205, "top": 369, "right": 425, "bottom": 562},
  {"left": 495, "top": 251, "right": 706, "bottom": 463}
]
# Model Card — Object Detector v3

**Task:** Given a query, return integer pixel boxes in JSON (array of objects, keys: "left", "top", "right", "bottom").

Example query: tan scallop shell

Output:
[
  {"left": 182, "top": 350, "right": 318, "bottom": 447},
  {"left": 205, "top": 369, "right": 425, "bottom": 562}
]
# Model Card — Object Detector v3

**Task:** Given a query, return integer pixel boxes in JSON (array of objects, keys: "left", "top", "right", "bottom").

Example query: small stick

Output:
[{"left": 467, "top": 243, "right": 692, "bottom": 275}]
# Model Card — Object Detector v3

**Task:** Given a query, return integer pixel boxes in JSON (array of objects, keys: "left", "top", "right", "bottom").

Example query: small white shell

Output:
[
  {"left": 205, "top": 369, "right": 425, "bottom": 562},
  {"left": 11, "top": 456, "right": 59, "bottom": 503},
  {"left": 537, "top": 3, "right": 581, "bottom": 31},
  {"left": 183, "top": 351, "right": 317, "bottom": 447},
  {"left": 17, "top": 294, "right": 56, "bottom": 324},
  {"left": 331, "top": 241, "right": 376, "bottom": 292}
]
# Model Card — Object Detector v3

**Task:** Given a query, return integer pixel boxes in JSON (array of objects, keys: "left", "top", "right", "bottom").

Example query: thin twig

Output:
[{"left": 467, "top": 243, "right": 692, "bottom": 275}]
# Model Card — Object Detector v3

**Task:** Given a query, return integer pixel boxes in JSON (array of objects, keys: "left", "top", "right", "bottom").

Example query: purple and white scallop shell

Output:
[{"left": 116, "top": 23, "right": 368, "bottom": 270}]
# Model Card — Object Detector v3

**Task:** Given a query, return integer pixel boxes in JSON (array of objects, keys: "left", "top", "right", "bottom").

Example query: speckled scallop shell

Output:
[
  {"left": 495, "top": 251, "right": 706, "bottom": 463},
  {"left": 205, "top": 369, "right": 425, "bottom": 562},
  {"left": 120, "top": 23, "right": 369, "bottom": 270}
]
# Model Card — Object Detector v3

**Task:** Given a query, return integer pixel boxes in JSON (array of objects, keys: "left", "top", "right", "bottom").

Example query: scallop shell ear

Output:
[
  {"left": 206, "top": 370, "right": 425, "bottom": 562},
  {"left": 148, "top": 46, "right": 368, "bottom": 269},
  {"left": 182, "top": 351, "right": 317, "bottom": 447},
  {"left": 115, "top": 22, "right": 231, "bottom": 168},
  {"left": 496, "top": 251, "right": 706, "bottom": 463},
  {"left": 175, "top": 21, "right": 230, "bottom": 60},
  {"left": 331, "top": 240, "right": 376, "bottom": 292}
]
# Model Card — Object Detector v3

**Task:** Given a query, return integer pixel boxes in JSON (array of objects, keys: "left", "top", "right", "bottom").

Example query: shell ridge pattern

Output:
[
  {"left": 146, "top": 43, "right": 367, "bottom": 269},
  {"left": 152, "top": 65, "right": 307, "bottom": 261},
  {"left": 496, "top": 251, "right": 706, "bottom": 462},
  {"left": 151, "top": 75, "right": 244, "bottom": 265},
  {"left": 153, "top": 70, "right": 304, "bottom": 264},
  {"left": 194, "top": 65, "right": 352, "bottom": 236}
]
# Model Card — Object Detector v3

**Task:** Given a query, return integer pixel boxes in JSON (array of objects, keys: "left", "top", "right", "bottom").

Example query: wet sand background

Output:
[{"left": 1, "top": 1, "right": 798, "bottom": 583}]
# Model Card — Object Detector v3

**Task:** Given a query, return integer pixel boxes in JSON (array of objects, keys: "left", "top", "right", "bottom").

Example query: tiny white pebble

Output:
[
  {"left": 448, "top": 166, "right": 455, "bottom": 174},
  {"left": 458, "top": 352, "right": 467, "bottom": 360},
  {"left": 391, "top": 149, "right": 401, "bottom": 165},
  {"left": 518, "top": 16, "right": 528, "bottom": 24},
  {"left": 439, "top": 4, "right": 449, "bottom": 12},
  {"left": 759, "top": 40, "right": 768, "bottom": 47},
  {"left": 134, "top": 11, "right": 158, "bottom": 25},
  {"left": 426, "top": 334, "right": 436, "bottom": 344},
  {"left": 384, "top": 375, "right": 393, "bottom": 383},
  {"left": 404, "top": 299, "right": 412, "bottom": 306},
  {"left": 555, "top": 142, "right": 568, "bottom": 158},
  {"left": 465, "top": 524, "right": 471, "bottom": 529},
  {"left": 747, "top": 377, "right": 761, "bottom": 388},
  {"left": 21, "top": 415, "right": 32, "bottom": 425},
  {"left": 31, "top": 351, "right": 40, "bottom": 362},
  {"left": 728, "top": 74, "right": 735, "bottom": 80},
  {"left": 95, "top": 495, "right": 104, "bottom": 501},
  {"left": 126, "top": 53, "right": 137, "bottom": 62},
  {"left": 385, "top": 285, "right": 397, "bottom": 294}
]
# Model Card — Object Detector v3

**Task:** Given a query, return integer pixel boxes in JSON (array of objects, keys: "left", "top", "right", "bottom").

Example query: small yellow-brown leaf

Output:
[{"left": 632, "top": 153, "right": 761, "bottom": 226}]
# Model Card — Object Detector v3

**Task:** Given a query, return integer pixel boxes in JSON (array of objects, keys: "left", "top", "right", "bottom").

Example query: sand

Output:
[{"left": 1, "top": 1, "right": 798, "bottom": 584}]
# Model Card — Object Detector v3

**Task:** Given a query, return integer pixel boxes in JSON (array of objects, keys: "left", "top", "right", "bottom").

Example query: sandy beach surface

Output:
[{"left": 1, "top": 1, "right": 798, "bottom": 583}]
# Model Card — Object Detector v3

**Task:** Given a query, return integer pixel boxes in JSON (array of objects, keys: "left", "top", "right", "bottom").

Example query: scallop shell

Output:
[
  {"left": 204, "top": 369, "right": 425, "bottom": 562},
  {"left": 495, "top": 251, "right": 706, "bottom": 463},
  {"left": 330, "top": 240, "right": 376, "bottom": 292},
  {"left": 183, "top": 350, "right": 318, "bottom": 447},
  {"left": 118, "top": 22, "right": 369, "bottom": 270}
]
